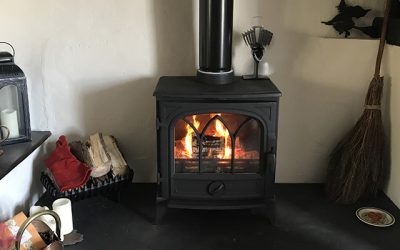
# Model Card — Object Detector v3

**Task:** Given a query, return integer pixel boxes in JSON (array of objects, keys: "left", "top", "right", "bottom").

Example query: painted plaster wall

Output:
[
  {"left": 0, "top": 148, "right": 44, "bottom": 221},
  {"left": 0, "top": 0, "right": 388, "bottom": 190},
  {"left": 385, "top": 45, "right": 400, "bottom": 207}
]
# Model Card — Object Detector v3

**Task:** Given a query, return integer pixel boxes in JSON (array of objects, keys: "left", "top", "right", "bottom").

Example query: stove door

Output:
[{"left": 156, "top": 101, "right": 277, "bottom": 201}]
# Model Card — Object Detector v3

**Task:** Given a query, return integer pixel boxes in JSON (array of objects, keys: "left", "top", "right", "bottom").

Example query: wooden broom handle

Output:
[{"left": 375, "top": 0, "right": 392, "bottom": 77}]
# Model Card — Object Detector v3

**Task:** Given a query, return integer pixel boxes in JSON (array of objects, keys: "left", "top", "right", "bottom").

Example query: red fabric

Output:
[
  {"left": 44, "top": 136, "right": 91, "bottom": 192},
  {"left": 0, "top": 222, "right": 15, "bottom": 250}
]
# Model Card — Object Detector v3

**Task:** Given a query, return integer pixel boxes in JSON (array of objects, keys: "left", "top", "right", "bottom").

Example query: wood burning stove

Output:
[
  {"left": 153, "top": 76, "right": 281, "bottom": 221},
  {"left": 152, "top": 0, "right": 281, "bottom": 222}
]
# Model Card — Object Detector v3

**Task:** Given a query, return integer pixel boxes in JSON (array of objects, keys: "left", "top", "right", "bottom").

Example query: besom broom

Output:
[{"left": 326, "top": 0, "right": 392, "bottom": 204}]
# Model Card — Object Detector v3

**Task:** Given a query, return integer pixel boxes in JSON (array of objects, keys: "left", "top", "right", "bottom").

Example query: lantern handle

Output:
[
  {"left": 0, "top": 42, "right": 15, "bottom": 58},
  {"left": 0, "top": 126, "right": 10, "bottom": 144}
]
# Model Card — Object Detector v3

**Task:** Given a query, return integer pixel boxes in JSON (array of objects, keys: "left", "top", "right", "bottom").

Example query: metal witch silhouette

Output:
[{"left": 322, "top": 0, "right": 371, "bottom": 37}]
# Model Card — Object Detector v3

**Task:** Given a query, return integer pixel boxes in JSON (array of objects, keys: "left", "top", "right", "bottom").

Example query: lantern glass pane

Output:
[{"left": 0, "top": 85, "right": 22, "bottom": 139}]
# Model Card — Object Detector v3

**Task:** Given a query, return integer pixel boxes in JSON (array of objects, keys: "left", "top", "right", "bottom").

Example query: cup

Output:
[
  {"left": 0, "top": 125, "right": 10, "bottom": 156},
  {"left": 52, "top": 198, "right": 74, "bottom": 238}
]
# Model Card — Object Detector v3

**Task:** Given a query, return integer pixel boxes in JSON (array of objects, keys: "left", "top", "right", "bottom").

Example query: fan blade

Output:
[
  {"left": 247, "top": 31, "right": 253, "bottom": 46},
  {"left": 262, "top": 30, "right": 268, "bottom": 46},
  {"left": 267, "top": 30, "right": 272, "bottom": 45},
  {"left": 242, "top": 33, "right": 248, "bottom": 46},
  {"left": 244, "top": 32, "right": 251, "bottom": 46},
  {"left": 260, "top": 30, "right": 265, "bottom": 46},
  {"left": 250, "top": 30, "right": 256, "bottom": 46}
]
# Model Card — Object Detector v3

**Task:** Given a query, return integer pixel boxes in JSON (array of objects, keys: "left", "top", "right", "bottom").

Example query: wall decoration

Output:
[
  {"left": 347, "top": 0, "right": 400, "bottom": 44},
  {"left": 322, "top": 0, "right": 371, "bottom": 37},
  {"left": 387, "top": 0, "right": 400, "bottom": 45}
]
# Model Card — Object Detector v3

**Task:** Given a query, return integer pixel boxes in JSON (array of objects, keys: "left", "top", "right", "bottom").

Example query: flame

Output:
[
  {"left": 212, "top": 114, "right": 231, "bottom": 159},
  {"left": 175, "top": 113, "right": 259, "bottom": 160},
  {"left": 184, "top": 115, "right": 200, "bottom": 158}
]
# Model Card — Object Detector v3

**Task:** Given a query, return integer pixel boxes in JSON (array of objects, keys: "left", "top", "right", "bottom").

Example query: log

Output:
[
  {"left": 87, "top": 133, "right": 111, "bottom": 178},
  {"left": 192, "top": 135, "right": 224, "bottom": 158},
  {"left": 103, "top": 135, "right": 129, "bottom": 177},
  {"left": 69, "top": 141, "right": 94, "bottom": 168}
]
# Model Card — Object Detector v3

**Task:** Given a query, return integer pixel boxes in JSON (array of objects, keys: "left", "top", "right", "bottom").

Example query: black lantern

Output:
[{"left": 0, "top": 42, "right": 31, "bottom": 145}]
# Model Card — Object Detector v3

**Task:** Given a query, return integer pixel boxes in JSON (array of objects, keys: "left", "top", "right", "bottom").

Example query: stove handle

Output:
[{"left": 207, "top": 181, "right": 226, "bottom": 196}]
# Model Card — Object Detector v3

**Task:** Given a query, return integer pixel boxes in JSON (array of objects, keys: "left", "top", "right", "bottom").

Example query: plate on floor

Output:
[{"left": 356, "top": 207, "right": 395, "bottom": 227}]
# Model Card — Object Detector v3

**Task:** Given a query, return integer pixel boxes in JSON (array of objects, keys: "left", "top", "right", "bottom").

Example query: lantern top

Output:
[
  {"left": 0, "top": 42, "right": 24, "bottom": 80},
  {"left": 0, "top": 52, "right": 14, "bottom": 63},
  {"left": 0, "top": 63, "right": 25, "bottom": 81}
]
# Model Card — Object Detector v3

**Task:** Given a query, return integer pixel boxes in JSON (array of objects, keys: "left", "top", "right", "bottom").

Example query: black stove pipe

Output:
[{"left": 197, "top": 0, "right": 234, "bottom": 84}]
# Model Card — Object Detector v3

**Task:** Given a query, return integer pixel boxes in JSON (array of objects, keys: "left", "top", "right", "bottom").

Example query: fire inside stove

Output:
[{"left": 174, "top": 113, "right": 261, "bottom": 173}]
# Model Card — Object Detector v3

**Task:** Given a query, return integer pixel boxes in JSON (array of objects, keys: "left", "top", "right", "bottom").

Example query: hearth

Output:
[{"left": 153, "top": 76, "right": 281, "bottom": 220}]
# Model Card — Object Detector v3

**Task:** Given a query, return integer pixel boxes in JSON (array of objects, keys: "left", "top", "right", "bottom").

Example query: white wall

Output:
[
  {"left": 0, "top": 148, "right": 45, "bottom": 221},
  {"left": 0, "top": 0, "right": 388, "bottom": 186},
  {"left": 385, "top": 45, "right": 400, "bottom": 207}
]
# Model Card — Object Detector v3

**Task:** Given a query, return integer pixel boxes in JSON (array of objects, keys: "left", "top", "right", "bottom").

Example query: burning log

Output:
[{"left": 192, "top": 135, "right": 225, "bottom": 158}]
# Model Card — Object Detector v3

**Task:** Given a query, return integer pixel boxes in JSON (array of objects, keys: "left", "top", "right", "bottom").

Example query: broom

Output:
[{"left": 326, "top": 0, "right": 392, "bottom": 204}]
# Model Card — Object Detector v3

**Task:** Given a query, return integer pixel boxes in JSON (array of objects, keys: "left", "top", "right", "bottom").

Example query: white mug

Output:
[{"left": 52, "top": 198, "right": 74, "bottom": 238}]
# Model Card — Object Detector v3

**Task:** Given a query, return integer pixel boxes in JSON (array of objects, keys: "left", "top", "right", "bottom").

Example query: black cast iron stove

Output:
[
  {"left": 153, "top": 0, "right": 281, "bottom": 222},
  {"left": 153, "top": 77, "right": 281, "bottom": 220}
]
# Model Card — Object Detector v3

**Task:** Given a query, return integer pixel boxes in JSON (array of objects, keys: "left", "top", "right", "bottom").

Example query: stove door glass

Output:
[{"left": 174, "top": 113, "right": 261, "bottom": 174}]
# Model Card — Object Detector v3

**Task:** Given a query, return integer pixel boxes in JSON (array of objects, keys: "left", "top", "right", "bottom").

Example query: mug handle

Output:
[{"left": 0, "top": 125, "right": 10, "bottom": 144}]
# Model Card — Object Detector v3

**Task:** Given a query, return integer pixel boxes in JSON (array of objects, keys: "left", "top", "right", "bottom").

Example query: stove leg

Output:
[
  {"left": 266, "top": 202, "right": 276, "bottom": 225},
  {"left": 154, "top": 198, "right": 168, "bottom": 225}
]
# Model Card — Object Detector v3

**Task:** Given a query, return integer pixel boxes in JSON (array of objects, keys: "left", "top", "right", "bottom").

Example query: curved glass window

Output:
[
  {"left": 174, "top": 113, "right": 261, "bottom": 174},
  {"left": 0, "top": 85, "right": 23, "bottom": 139}
]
